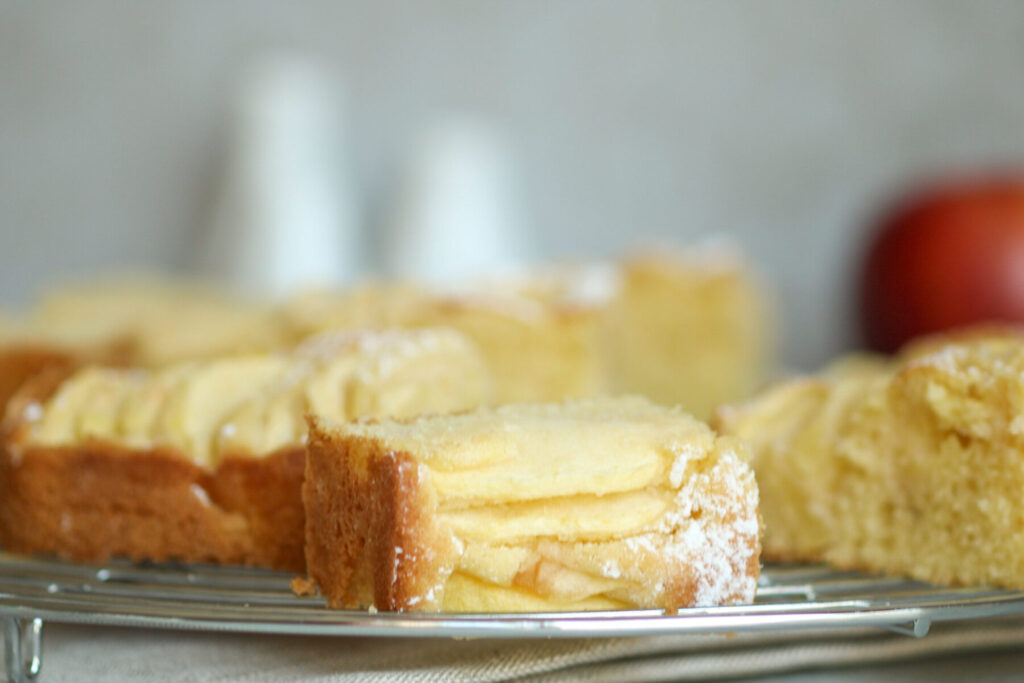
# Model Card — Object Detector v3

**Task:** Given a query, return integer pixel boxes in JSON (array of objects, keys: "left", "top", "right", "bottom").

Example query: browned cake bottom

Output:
[{"left": 0, "top": 443, "right": 306, "bottom": 572}]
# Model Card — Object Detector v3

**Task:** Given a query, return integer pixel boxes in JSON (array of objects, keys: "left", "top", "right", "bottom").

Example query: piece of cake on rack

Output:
[
  {"left": 0, "top": 328, "right": 492, "bottom": 572},
  {"left": 283, "top": 280, "right": 607, "bottom": 404},
  {"left": 603, "top": 249, "right": 773, "bottom": 419},
  {"left": 284, "top": 246, "right": 774, "bottom": 415},
  {"left": 0, "top": 275, "right": 288, "bottom": 413},
  {"left": 302, "top": 397, "right": 761, "bottom": 612},
  {"left": 714, "top": 328, "right": 1024, "bottom": 590}
]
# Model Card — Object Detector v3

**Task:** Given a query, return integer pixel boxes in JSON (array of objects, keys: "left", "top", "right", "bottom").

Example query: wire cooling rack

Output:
[{"left": 3, "top": 552, "right": 1024, "bottom": 683}]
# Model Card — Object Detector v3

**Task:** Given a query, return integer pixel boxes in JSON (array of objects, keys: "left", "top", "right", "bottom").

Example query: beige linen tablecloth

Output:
[{"left": 4, "top": 617, "right": 1024, "bottom": 682}]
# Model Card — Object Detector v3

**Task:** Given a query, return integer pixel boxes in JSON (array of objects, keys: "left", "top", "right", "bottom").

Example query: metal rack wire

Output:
[{"left": 3, "top": 551, "right": 1024, "bottom": 682}]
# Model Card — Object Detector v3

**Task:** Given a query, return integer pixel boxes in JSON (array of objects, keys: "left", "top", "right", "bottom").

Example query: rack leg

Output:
[
  {"left": 884, "top": 617, "right": 931, "bottom": 638},
  {"left": 2, "top": 617, "right": 42, "bottom": 683}
]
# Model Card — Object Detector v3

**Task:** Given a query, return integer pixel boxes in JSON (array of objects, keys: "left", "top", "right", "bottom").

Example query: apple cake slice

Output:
[
  {"left": 0, "top": 328, "right": 491, "bottom": 571},
  {"left": 0, "top": 275, "right": 288, "bottom": 418},
  {"left": 284, "top": 281, "right": 607, "bottom": 404},
  {"left": 303, "top": 397, "right": 760, "bottom": 612},
  {"left": 603, "top": 249, "right": 773, "bottom": 419},
  {"left": 715, "top": 330, "right": 1024, "bottom": 590}
]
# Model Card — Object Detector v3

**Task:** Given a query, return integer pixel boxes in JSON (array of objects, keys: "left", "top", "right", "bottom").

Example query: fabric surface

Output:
[{"left": 4, "top": 617, "right": 1024, "bottom": 682}]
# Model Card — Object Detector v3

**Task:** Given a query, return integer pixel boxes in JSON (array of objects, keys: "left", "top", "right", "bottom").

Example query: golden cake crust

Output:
[
  {"left": 0, "top": 440, "right": 307, "bottom": 570},
  {"left": 304, "top": 428, "right": 457, "bottom": 610}
]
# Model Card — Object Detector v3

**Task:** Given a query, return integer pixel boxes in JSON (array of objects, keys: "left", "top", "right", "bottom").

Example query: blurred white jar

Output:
[
  {"left": 383, "top": 117, "right": 526, "bottom": 284},
  {"left": 199, "top": 55, "right": 361, "bottom": 297}
]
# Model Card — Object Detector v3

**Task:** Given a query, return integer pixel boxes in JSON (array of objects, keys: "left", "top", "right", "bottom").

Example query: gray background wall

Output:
[{"left": 3, "top": 1, "right": 1024, "bottom": 367}]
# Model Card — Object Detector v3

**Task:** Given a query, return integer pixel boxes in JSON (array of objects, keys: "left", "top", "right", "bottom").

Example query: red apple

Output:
[{"left": 859, "top": 175, "right": 1024, "bottom": 353}]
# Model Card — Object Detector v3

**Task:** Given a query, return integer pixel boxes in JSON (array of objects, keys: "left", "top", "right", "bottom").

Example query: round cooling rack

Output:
[{"left": 2, "top": 552, "right": 1024, "bottom": 682}]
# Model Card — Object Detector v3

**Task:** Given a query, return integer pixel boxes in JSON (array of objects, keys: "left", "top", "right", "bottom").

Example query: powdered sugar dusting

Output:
[
  {"left": 190, "top": 484, "right": 212, "bottom": 506},
  {"left": 639, "top": 447, "right": 759, "bottom": 606},
  {"left": 296, "top": 327, "right": 467, "bottom": 387},
  {"left": 1010, "top": 414, "right": 1024, "bottom": 436},
  {"left": 625, "top": 534, "right": 657, "bottom": 554},
  {"left": 908, "top": 345, "right": 959, "bottom": 372},
  {"left": 22, "top": 402, "right": 42, "bottom": 422},
  {"left": 559, "top": 264, "right": 621, "bottom": 308},
  {"left": 668, "top": 441, "right": 703, "bottom": 488},
  {"left": 601, "top": 560, "right": 622, "bottom": 579},
  {"left": 388, "top": 456, "right": 457, "bottom": 611},
  {"left": 8, "top": 444, "right": 23, "bottom": 467},
  {"left": 908, "top": 344, "right": 992, "bottom": 383}
]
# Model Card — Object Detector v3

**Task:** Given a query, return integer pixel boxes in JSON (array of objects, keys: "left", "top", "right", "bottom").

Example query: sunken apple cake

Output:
[
  {"left": 604, "top": 250, "right": 773, "bottom": 419},
  {"left": 715, "top": 330, "right": 1024, "bottom": 590},
  {"left": 303, "top": 397, "right": 761, "bottom": 612},
  {"left": 0, "top": 329, "right": 491, "bottom": 571}
]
